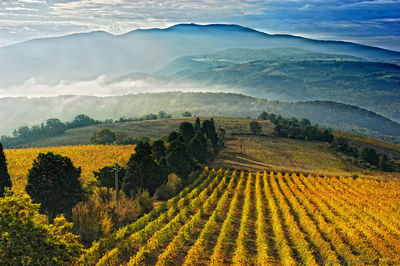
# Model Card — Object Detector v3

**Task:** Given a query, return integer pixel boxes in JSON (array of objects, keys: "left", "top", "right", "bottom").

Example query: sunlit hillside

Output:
[{"left": 81, "top": 169, "right": 400, "bottom": 265}]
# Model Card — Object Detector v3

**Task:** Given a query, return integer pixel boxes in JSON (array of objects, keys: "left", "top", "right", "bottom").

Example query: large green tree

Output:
[
  {"left": 26, "top": 152, "right": 84, "bottom": 222},
  {"left": 0, "top": 189, "right": 83, "bottom": 265},
  {"left": 123, "top": 142, "right": 164, "bottom": 196},
  {"left": 166, "top": 139, "right": 194, "bottom": 179},
  {"left": 179, "top": 122, "right": 195, "bottom": 144},
  {"left": 0, "top": 143, "right": 11, "bottom": 197}
]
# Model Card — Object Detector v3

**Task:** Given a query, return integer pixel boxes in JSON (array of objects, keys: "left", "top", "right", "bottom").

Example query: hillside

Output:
[
  {"left": 6, "top": 115, "right": 400, "bottom": 179},
  {"left": 157, "top": 49, "right": 400, "bottom": 122},
  {"left": 1, "top": 24, "right": 399, "bottom": 89},
  {"left": 79, "top": 169, "right": 400, "bottom": 264},
  {"left": 156, "top": 48, "right": 365, "bottom": 76},
  {"left": 1, "top": 93, "right": 399, "bottom": 143}
]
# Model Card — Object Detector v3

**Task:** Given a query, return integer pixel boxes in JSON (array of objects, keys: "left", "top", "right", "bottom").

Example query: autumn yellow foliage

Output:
[{"left": 4, "top": 145, "right": 135, "bottom": 193}]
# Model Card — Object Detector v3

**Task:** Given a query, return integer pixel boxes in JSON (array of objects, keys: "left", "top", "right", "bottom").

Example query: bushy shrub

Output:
[
  {"left": 135, "top": 189, "right": 153, "bottom": 214},
  {"left": 155, "top": 174, "right": 183, "bottom": 201},
  {"left": 72, "top": 187, "right": 141, "bottom": 247}
]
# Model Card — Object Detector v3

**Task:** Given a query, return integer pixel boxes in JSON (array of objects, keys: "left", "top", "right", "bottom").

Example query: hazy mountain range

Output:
[
  {"left": 0, "top": 23, "right": 399, "bottom": 141},
  {"left": 1, "top": 23, "right": 399, "bottom": 88}
]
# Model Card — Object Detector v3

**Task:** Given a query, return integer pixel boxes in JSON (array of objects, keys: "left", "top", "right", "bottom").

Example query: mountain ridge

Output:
[{"left": 1, "top": 23, "right": 399, "bottom": 89}]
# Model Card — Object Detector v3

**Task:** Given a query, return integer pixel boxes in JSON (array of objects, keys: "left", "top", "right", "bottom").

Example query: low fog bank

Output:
[{"left": 0, "top": 75, "right": 222, "bottom": 98}]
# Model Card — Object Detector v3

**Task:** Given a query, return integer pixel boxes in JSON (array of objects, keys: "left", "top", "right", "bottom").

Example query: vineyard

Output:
[
  {"left": 80, "top": 168, "right": 400, "bottom": 265},
  {"left": 4, "top": 145, "right": 135, "bottom": 193}
]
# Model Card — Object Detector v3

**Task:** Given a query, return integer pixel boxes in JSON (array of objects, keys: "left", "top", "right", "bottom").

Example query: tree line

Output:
[
  {"left": 257, "top": 111, "right": 334, "bottom": 143},
  {"left": 1, "top": 114, "right": 100, "bottom": 148},
  {"left": 1, "top": 110, "right": 183, "bottom": 148},
  {"left": 331, "top": 137, "right": 399, "bottom": 172}
]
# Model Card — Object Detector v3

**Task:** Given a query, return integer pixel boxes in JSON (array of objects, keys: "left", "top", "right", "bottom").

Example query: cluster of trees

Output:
[
  {"left": 116, "top": 117, "right": 222, "bottom": 198},
  {"left": 1, "top": 114, "right": 100, "bottom": 148},
  {"left": 331, "top": 137, "right": 399, "bottom": 171},
  {"left": 258, "top": 111, "right": 333, "bottom": 142}
]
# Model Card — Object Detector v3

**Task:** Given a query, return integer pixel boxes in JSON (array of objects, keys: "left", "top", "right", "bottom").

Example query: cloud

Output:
[{"left": 0, "top": 75, "right": 222, "bottom": 98}]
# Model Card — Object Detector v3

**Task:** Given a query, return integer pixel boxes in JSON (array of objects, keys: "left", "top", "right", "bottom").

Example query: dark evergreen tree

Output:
[
  {"left": 166, "top": 139, "right": 194, "bottom": 179},
  {"left": 360, "top": 148, "right": 379, "bottom": 166},
  {"left": 188, "top": 132, "right": 208, "bottom": 163},
  {"left": 202, "top": 120, "right": 218, "bottom": 146},
  {"left": 123, "top": 142, "right": 164, "bottom": 196},
  {"left": 167, "top": 131, "right": 183, "bottom": 143},
  {"left": 26, "top": 152, "right": 83, "bottom": 222},
  {"left": 194, "top": 117, "right": 201, "bottom": 131},
  {"left": 152, "top": 139, "right": 166, "bottom": 162},
  {"left": 93, "top": 165, "right": 125, "bottom": 191},
  {"left": 0, "top": 143, "right": 12, "bottom": 197},
  {"left": 179, "top": 122, "right": 195, "bottom": 144}
]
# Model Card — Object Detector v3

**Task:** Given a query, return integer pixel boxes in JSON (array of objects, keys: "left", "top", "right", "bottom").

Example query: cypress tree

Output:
[
  {"left": 202, "top": 120, "right": 218, "bottom": 146},
  {"left": 0, "top": 143, "right": 12, "bottom": 197},
  {"left": 179, "top": 122, "right": 195, "bottom": 144},
  {"left": 188, "top": 132, "right": 208, "bottom": 163},
  {"left": 166, "top": 139, "right": 194, "bottom": 179}
]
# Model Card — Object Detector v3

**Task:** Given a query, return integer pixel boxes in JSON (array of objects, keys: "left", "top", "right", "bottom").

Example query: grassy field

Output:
[
  {"left": 27, "top": 117, "right": 274, "bottom": 147},
  {"left": 81, "top": 169, "right": 400, "bottom": 265},
  {"left": 212, "top": 136, "right": 356, "bottom": 176},
  {"left": 4, "top": 145, "right": 135, "bottom": 193}
]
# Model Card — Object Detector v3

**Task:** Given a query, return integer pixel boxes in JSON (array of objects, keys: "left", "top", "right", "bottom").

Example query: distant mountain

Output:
[
  {"left": 1, "top": 92, "right": 399, "bottom": 143},
  {"left": 156, "top": 48, "right": 365, "bottom": 76},
  {"left": 152, "top": 48, "right": 400, "bottom": 122},
  {"left": 1, "top": 23, "right": 400, "bottom": 89}
]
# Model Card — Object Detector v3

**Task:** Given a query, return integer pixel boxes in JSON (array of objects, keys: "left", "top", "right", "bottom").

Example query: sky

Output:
[{"left": 0, "top": 0, "right": 399, "bottom": 51}]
